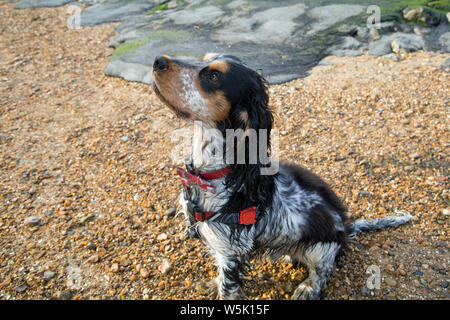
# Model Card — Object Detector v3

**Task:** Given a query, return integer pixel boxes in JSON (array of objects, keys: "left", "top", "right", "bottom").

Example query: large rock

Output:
[
  {"left": 14, "top": 0, "right": 74, "bottom": 9},
  {"left": 79, "top": 0, "right": 163, "bottom": 26},
  {"left": 369, "top": 33, "right": 425, "bottom": 56},
  {"left": 105, "top": 1, "right": 370, "bottom": 84},
  {"left": 439, "top": 32, "right": 450, "bottom": 52}
]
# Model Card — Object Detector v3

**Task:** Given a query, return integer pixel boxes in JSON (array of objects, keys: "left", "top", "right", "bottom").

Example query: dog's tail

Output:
[{"left": 346, "top": 213, "right": 413, "bottom": 238}]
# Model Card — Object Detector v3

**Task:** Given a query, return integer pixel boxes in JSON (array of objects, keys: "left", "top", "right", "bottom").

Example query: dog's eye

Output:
[{"left": 209, "top": 72, "right": 219, "bottom": 83}]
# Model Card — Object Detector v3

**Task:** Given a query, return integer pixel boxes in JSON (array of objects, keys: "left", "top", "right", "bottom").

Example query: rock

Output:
[
  {"left": 443, "top": 208, "right": 450, "bottom": 216},
  {"left": 110, "top": 263, "right": 119, "bottom": 273},
  {"left": 140, "top": 268, "right": 150, "bottom": 279},
  {"left": 439, "top": 32, "right": 450, "bottom": 52},
  {"left": 121, "top": 135, "right": 130, "bottom": 142},
  {"left": 361, "top": 286, "right": 368, "bottom": 296},
  {"left": 382, "top": 53, "right": 399, "bottom": 62},
  {"left": 87, "top": 254, "right": 100, "bottom": 264},
  {"left": 14, "top": 0, "right": 74, "bottom": 9},
  {"left": 14, "top": 283, "right": 28, "bottom": 293},
  {"left": 403, "top": 7, "right": 440, "bottom": 26},
  {"left": 370, "top": 28, "right": 381, "bottom": 41},
  {"left": 158, "top": 259, "right": 171, "bottom": 274},
  {"left": 307, "top": 5, "right": 365, "bottom": 35},
  {"left": 165, "top": 208, "right": 176, "bottom": 218},
  {"left": 158, "top": 163, "right": 167, "bottom": 170},
  {"left": 409, "top": 153, "right": 421, "bottom": 159},
  {"left": 384, "top": 278, "right": 397, "bottom": 287},
  {"left": 105, "top": 2, "right": 367, "bottom": 85},
  {"left": 79, "top": 0, "right": 160, "bottom": 26},
  {"left": 403, "top": 7, "right": 424, "bottom": 21},
  {"left": 44, "top": 210, "right": 54, "bottom": 217},
  {"left": 86, "top": 242, "right": 97, "bottom": 251},
  {"left": 327, "top": 37, "right": 365, "bottom": 57},
  {"left": 413, "top": 26, "right": 431, "bottom": 36},
  {"left": 369, "top": 33, "right": 424, "bottom": 56},
  {"left": 391, "top": 37, "right": 422, "bottom": 54},
  {"left": 43, "top": 271, "right": 56, "bottom": 280},
  {"left": 156, "top": 233, "right": 168, "bottom": 241},
  {"left": 442, "top": 58, "right": 450, "bottom": 72},
  {"left": 412, "top": 269, "right": 423, "bottom": 276},
  {"left": 120, "top": 257, "right": 131, "bottom": 267},
  {"left": 442, "top": 280, "right": 449, "bottom": 289},
  {"left": 24, "top": 216, "right": 40, "bottom": 226},
  {"left": 56, "top": 289, "right": 72, "bottom": 300}
]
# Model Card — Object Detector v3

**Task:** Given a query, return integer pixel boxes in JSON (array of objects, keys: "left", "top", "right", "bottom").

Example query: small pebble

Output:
[
  {"left": 385, "top": 278, "right": 397, "bottom": 287},
  {"left": 158, "top": 259, "right": 171, "bottom": 275},
  {"left": 87, "top": 254, "right": 100, "bottom": 264},
  {"left": 14, "top": 283, "right": 28, "bottom": 293},
  {"left": 413, "top": 269, "right": 423, "bottom": 276},
  {"left": 86, "top": 242, "right": 97, "bottom": 251},
  {"left": 165, "top": 208, "right": 176, "bottom": 217},
  {"left": 56, "top": 290, "right": 72, "bottom": 300},
  {"left": 409, "top": 152, "right": 420, "bottom": 159},
  {"left": 110, "top": 263, "right": 119, "bottom": 273},
  {"left": 24, "top": 216, "right": 40, "bottom": 226},
  {"left": 44, "top": 210, "right": 54, "bottom": 217},
  {"left": 43, "top": 271, "right": 56, "bottom": 280},
  {"left": 157, "top": 233, "right": 168, "bottom": 241},
  {"left": 140, "top": 268, "right": 150, "bottom": 279}
]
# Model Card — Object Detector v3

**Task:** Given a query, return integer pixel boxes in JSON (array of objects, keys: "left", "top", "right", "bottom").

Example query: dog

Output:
[{"left": 152, "top": 53, "right": 412, "bottom": 300}]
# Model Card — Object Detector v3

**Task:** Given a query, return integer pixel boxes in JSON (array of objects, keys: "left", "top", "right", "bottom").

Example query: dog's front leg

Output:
[
  {"left": 213, "top": 254, "right": 245, "bottom": 300},
  {"left": 178, "top": 190, "right": 198, "bottom": 239}
]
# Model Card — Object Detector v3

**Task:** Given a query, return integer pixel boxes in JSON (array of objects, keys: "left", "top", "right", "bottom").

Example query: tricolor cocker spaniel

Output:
[{"left": 152, "top": 53, "right": 411, "bottom": 300}]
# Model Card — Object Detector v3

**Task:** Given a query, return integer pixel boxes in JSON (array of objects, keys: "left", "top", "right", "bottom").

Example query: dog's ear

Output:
[
  {"left": 224, "top": 72, "right": 275, "bottom": 206},
  {"left": 246, "top": 74, "right": 273, "bottom": 134},
  {"left": 230, "top": 72, "right": 273, "bottom": 133}
]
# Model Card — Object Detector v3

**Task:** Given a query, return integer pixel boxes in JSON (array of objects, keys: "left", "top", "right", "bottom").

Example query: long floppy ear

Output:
[{"left": 224, "top": 73, "right": 275, "bottom": 207}]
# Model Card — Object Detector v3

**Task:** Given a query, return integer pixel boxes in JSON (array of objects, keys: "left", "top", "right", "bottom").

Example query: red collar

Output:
[
  {"left": 176, "top": 166, "right": 229, "bottom": 194},
  {"left": 195, "top": 167, "right": 230, "bottom": 180}
]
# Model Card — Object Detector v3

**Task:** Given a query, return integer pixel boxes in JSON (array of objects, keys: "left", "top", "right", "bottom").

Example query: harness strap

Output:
[
  {"left": 177, "top": 165, "right": 259, "bottom": 226},
  {"left": 194, "top": 206, "right": 258, "bottom": 225}
]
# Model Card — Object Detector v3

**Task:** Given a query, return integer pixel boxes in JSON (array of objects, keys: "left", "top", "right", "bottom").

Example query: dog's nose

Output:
[{"left": 153, "top": 56, "right": 168, "bottom": 72}]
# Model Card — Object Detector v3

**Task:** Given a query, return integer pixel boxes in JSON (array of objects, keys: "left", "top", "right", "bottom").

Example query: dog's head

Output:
[
  {"left": 153, "top": 53, "right": 275, "bottom": 203},
  {"left": 152, "top": 53, "right": 272, "bottom": 132}
]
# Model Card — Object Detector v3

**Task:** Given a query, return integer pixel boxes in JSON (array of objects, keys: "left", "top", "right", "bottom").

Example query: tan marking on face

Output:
[
  {"left": 202, "top": 52, "right": 219, "bottom": 61},
  {"left": 209, "top": 60, "right": 229, "bottom": 74},
  {"left": 153, "top": 57, "right": 231, "bottom": 123}
]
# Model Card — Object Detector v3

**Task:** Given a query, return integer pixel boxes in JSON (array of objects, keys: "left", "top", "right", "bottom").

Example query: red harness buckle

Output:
[{"left": 239, "top": 206, "right": 257, "bottom": 225}]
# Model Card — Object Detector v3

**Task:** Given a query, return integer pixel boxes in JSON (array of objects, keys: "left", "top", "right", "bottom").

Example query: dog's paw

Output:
[{"left": 291, "top": 284, "right": 319, "bottom": 300}]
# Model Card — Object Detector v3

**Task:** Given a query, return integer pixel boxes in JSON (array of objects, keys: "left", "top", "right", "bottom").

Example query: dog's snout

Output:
[{"left": 153, "top": 56, "right": 168, "bottom": 72}]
